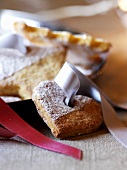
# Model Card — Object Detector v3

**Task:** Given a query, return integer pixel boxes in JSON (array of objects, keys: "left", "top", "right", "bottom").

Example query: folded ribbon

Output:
[
  {"left": 0, "top": 126, "right": 16, "bottom": 138},
  {"left": 0, "top": 98, "right": 81, "bottom": 160},
  {"left": 55, "top": 62, "right": 127, "bottom": 149},
  {"left": 0, "top": 33, "right": 26, "bottom": 54},
  {"left": 1, "top": 62, "right": 127, "bottom": 160}
]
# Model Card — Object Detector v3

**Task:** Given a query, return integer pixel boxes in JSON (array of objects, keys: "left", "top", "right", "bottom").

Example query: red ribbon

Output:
[
  {"left": 0, "top": 126, "right": 16, "bottom": 138},
  {"left": 0, "top": 98, "right": 81, "bottom": 160}
]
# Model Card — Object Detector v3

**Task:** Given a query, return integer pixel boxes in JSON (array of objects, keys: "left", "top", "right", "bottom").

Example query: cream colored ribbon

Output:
[
  {"left": 55, "top": 62, "right": 127, "bottom": 148},
  {"left": 37, "top": 1, "right": 117, "bottom": 21},
  {"left": 0, "top": 33, "right": 26, "bottom": 54}
]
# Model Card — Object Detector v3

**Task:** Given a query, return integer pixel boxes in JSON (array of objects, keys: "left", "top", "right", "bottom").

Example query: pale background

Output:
[{"left": 1, "top": 0, "right": 127, "bottom": 170}]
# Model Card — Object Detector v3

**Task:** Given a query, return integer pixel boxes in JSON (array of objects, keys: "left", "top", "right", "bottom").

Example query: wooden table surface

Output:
[{"left": 1, "top": 1, "right": 127, "bottom": 170}]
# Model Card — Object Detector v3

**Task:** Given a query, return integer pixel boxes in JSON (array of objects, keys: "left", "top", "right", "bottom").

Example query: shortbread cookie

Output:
[
  {"left": 32, "top": 81, "right": 103, "bottom": 139},
  {"left": 14, "top": 22, "right": 111, "bottom": 78},
  {"left": 14, "top": 22, "right": 111, "bottom": 52},
  {"left": 0, "top": 44, "right": 66, "bottom": 99}
]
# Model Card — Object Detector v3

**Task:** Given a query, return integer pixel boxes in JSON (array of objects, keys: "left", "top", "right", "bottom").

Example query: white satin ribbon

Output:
[
  {"left": 0, "top": 33, "right": 26, "bottom": 54},
  {"left": 55, "top": 62, "right": 127, "bottom": 148},
  {"left": 37, "top": 1, "right": 117, "bottom": 21},
  {"left": 54, "top": 63, "right": 80, "bottom": 105}
]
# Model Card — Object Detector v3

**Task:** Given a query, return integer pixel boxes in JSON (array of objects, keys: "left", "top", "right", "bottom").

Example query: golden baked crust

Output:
[
  {"left": 32, "top": 81, "right": 103, "bottom": 139},
  {"left": 14, "top": 22, "right": 111, "bottom": 79},
  {"left": 0, "top": 45, "right": 66, "bottom": 99},
  {"left": 14, "top": 22, "right": 111, "bottom": 52}
]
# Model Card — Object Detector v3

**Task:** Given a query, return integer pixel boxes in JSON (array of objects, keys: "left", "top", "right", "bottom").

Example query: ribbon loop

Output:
[
  {"left": 1, "top": 62, "right": 127, "bottom": 159},
  {"left": 0, "top": 97, "right": 81, "bottom": 160},
  {"left": 0, "top": 126, "right": 16, "bottom": 138},
  {"left": 55, "top": 62, "right": 101, "bottom": 104},
  {"left": 0, "top": 33, "right": 26, "bottom": 54},
  {"left": 54, "top": 62, "right": 80, "bottom": 105},
  {"left": 55, "top": 62, "right": 127, "bottom": 149}
]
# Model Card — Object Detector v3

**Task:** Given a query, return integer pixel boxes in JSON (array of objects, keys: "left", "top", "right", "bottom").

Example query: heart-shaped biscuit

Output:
[{"left": 32, "top": 81, "right": 103, "bottom": 139}]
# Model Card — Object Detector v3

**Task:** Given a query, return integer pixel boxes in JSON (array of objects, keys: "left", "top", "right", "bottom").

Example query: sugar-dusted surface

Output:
[
  {"left": 32, "top": 80, "right": 101, "bottom": 120},
  {"left": 1, "top": 1, "right": 127, "bottom": 170},
  {"left": 32, "top": 80, "right": 103, "bottom": 138},
  {"left": 0, "top": 44, "right": 64, "bottom": 80},
  {"left": 32, "top": 81, "right": 72, "bottom": 120}
]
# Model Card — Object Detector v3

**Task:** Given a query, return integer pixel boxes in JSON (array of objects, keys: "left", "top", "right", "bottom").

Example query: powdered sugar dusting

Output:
[
  {"left": 0, "top": 45, "right": 64, "bottom": 80},
  {"left": 32, "top": 81, "right": 95, "bottom": 120}
]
